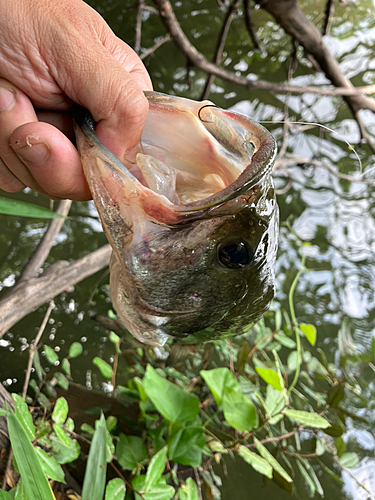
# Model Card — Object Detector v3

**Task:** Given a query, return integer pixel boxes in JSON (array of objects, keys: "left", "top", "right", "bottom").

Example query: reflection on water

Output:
[{"left": 1, "top": 0, "right": 375, "bottom": 498}]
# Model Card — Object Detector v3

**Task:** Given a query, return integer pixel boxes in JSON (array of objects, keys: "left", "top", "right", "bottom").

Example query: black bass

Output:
[{"left": 74, "top": 92, "right": 279, "bottom": 346}]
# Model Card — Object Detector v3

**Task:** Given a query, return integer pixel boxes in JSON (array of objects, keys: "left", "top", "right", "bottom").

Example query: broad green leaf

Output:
[
  {"left": 339, "top": 452, "right": 359, "bottom": 469},
  {"left": 61, "top": 358, "right": 71, "bottom": 376},
  {"left": 335, "top": 437, "right": 346, "bottom": 458},
  {"left": 284, "top": 410, "right": 330, "bottom": 429},
  {"left": 237, "top": 446, "right": 272, "bottom": 478},
  {"left": 255, "top": 367, "right": 284, "bottom": 391},
  {"left": 223, "top": 387, "right": 258, "bottom": 431},
  {"left": 12, "top": 394, "right": 35, "bottom": 441},
  {"left": 35, "top": 447, "right": 65, "bottom": 483},
  {"left": 200, "top": 368, "right": 239, "bottom": 407},
  {"left": 264, "top": 384, "right": 286, "bottom": 418},
  {"left": 324, "top": 422, "right": 344, "bottom": 438},
  {"left": 327, "top": 384, "right": 345, "bottom": 408},
  {"left": 7, "top": 407, "right": 56, "bottom": 500},
  {"left": 14, "top": 478, "right": 27, "bottom": 500},
  {"left": 253, "top": 437, "right": 292, "bottom": 483},
  {"left": 168, "top": 426, "right": 205, "bottom": 467},
  {"left": 116, "top": 434, "right": 147, "bottom": 470},
  {"left": 145, "top": 446, "right": 168, "bottom": 491},
  {"left": 81, "top": 414, "right": 107, "bottom": 500},
  {"left": 0, "top": 197, "right": 65, "bottom": 219},
  {"left": 105, "top": 478, "right": 126, "bottom": 500},
  {"left": 54, "top": 372, "right": 69, "bottom": 390},
  {"left": 52, "top": 397, "right": 69, "bottom": 425},
  {"left": 48, "top": 433, "right": 80, "bottom": 464},
  {"left": 106, "top": 416, "right": 118, "bottom": 432},
  {"left": 143, "top": 365, "right": 199, "bottom": 423},
  {"left": 178, "top": 478, "right": 199, "bottom": 500},
  {"left": 44, "top": 345, "right": 59, "bottom": 365},
  {"left": 53, "top": 423, "right": 71, "bottom": 446},
  {"left": 93, "top": 357, "right": 113, "bottom": 379},
  {"left": 274, "top": 333, "right": 296, "bottom": 349},
  {"left": 0, "top": 490, "right": 12, "bottom": 499},
  {"left": 299, "top": 324, "right": 317, "bottom": 346},
  {"left": 68, "top": 342, "right": 83, "bottom": 358},
  {"left": 133, "top": 475, "right": 174, "bottom": 500}
]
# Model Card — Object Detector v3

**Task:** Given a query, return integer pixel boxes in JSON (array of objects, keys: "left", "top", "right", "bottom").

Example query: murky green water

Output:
[{"left": 1, "top": 0, "right": 375, "bottom": 498}]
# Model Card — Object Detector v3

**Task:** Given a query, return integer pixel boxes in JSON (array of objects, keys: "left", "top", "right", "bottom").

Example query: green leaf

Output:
[
  {"left": 54, "top": 372, "right": 69, "bottom": 390},
  {"left": 237, "top": 446, "right": 272, "bottom": 478},
  {"left": 296, "top": 459, "right": 316, "bottom": 496},
  {"left": 116, "top": 434, "right": 147, "bottom": 470},
  {"left": 93, "top": 357, "right": 113, "bottom": 379},
  {"left": 299, "top": 324, "right": 317, "bottom": 346},
  {"left": 106, "top": 416, "right": 118, "bottom": 433},
  {"left": 44, "top": 345, "right": 59, "bottom": 365},
  {"left": 81, "top": 414, "right": 107, "bottom": 500},
  {"left": 143, "top": 365, "right": 199, "bottom": 423},
  {"left": 274, "top": 333, "right": 296, "bottom": 349},
  {"left": 253, "top": 437, "right": 292, "bottom": 483},
  {"left": 35, "top": 447, "right": 65, "bottom": 483},
  {"left": 0, "top": 197, "right": 65, "bottom": 219},
  {"left": 168, "top": 426, "right": 205, "bottom": 467},
  {"left": 339, "top": 452, "right": 359, "bottom": 469},
  {"left": 48, "top": 433, "right": 80, "bottom": 464},
  {"left": 145, "top": 446, "right": 168, "bottom": 491},
  {"left": 255, "top": 367, "right": 284, "bottom": 391},
  {"left": 52, "top": 397, "right": 69, "bottom": 425},
  {"left": 68, "top": 342, "right": 83, "bottom": 358},
  {"left": 335, "top": 437, "right": 346, "bottom": 458},
  {"left": 0, "top": 490, "right": 12, "bottom": 499},
  {"left": 223, "top": 387, "right": 258, "bottom": 431},
  {"left": 14, "top": 478, "right": 27, "bottom": 500},
  {"left": 7, "top": 407, "right": 56, "bottom": 500},
  {"left": 178, "top": 478, "right": 199, "bottom": 500},
  {"left": 61, "top": 358, "right": 71, "bottom": 376},
  {"left": 12, "top": 394, "right": 35, "bottom": 441},
  {"left": 200, "top": 368, "right": 239, "bottom": 407},
  {"left": 133, "top": 475, "right": 175, "bottom": 500},
  {"left": 327, "top": 384, "right": 345, "bottom": 408},
  {"left": 105, "top": 478, "right": 126, "bottom": 500},
  {"left": 284, "top": 410, "right": 330, "bottom": 429}
]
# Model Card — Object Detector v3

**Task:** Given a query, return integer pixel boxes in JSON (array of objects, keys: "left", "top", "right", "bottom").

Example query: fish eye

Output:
[{"left": 217, "top": 240, "right": 254, "bottom": 269}]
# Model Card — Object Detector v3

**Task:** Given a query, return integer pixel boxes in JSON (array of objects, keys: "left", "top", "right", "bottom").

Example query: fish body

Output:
[{"left": 74, "top": 92, "right": 279, "bottom": 345}]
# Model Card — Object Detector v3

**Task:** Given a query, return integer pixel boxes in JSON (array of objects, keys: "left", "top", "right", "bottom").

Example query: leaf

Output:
[
  {"left": 339, "top": 452, "right": 359, "bottom": 469},
  {"left": 143, "top": 365, "right": 199, "bottom": 423},
  {"left": 0, "top": 196, "right": 65, "bottom": 219},
  {"left": 61, "top": 358, "right": 71, "bottom": 376},
  {"left": 296, "top": 459, "right": 316, "bottom": 496},
  {"left": 81, "top": 414, "right": 107, "bottom": 500},
  {"left": 255, "top": 367, "right": 284, "bottom": 391},
  {"left": 105, "top": 478, "right": 126, "bottom": 500},
  {"left": 236, "top": 341, "right": 251, "bottom": 375},
  {"left": 54, "top": 372, "right": 69, "bottom": 390},
  {"left": 44, "top": 345, "right": 59, "bottom": 365},
  {"left": 15, "top": 478, "right": 27, "bottom": 500},
  {"left": 116, "top": 434, "right": 147, "bottom": 470},
  {"left": 133, "top": 475, "right": 175, "bottom": 500},
  {"left": 68, "top": 342, "right": 83, "bottom": 358},
  {"left": 274, "top": 333, "right": 296, "bottom": 349},
  {"left": 7, "top": 407, "right": 56, "bottom": 500},
  {"left": 12, "top": 394, "right": 35, "bottom": 441},
  {"left": 284, "top": 410, "right": 330, "bottom": 429},
  {"left": 178, "top": 478, "right": 199, "bottom": 500},
  {"left": 93, "top": 357, "right": 113, "bottom": 379},
  {"left": 145, "top": 446, "right": 168, "bottom": 491},
  {"left": 52, "top": 397, "right": 69, "bottom": 425},
  {"left": 237, "top": 446, "right": 272, "bottom": 478},
  {"left": 297, "top": 457, "right": 324, "bottom": 497},
  {"left": 299, "top": 324, "right": 317, "bottom": 346},
  {"left": 327, "top": 384, "right": 345, "bottom": 408},
  {"left": 48, "top": 433, "right": 80, "bottom": 464},
  {"left": 35, "top": 447, "right": 65, "bottom": 483},
  {"left": 200, "top": 368, "right": 240, "bottom": 407},
  {"left": 253, "top": 437, "right": 292, "bottom": 483},
  {"left": 223, "top": 387, "right": 258, "bottom": 431},
  {"left": 168, "top": 426, "right": 205, "bottom": 467},
  {"left": 335, "top": 437, "right": 346, "bottom": 458},
  {"left": 0, "top": 490, "right": 12, "bottom": 499}
]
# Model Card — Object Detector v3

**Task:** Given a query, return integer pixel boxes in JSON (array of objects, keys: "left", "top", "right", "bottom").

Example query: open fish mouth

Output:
[{"left": 74, "top": 92, "right": 278, "bottom": 346}]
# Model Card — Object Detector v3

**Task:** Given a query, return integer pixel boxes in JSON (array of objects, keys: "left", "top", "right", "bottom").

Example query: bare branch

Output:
[
  {"left": 152, "top": 0, "right": 375, "bottom": 98},
  {"left": 322, "top": 0, "right": 335, "bottom": 36},
  {"left": 243, "top": 0, "right": 262, "bottom": 51},
  {"left": 140, "top": 33, "right": 171, "bottom": 60},
  {"left": 0, "top": 245, "right": 111, "bottom": 337},
  {"left": 134, "top": 0, "right": 145, "bottom": 54}
]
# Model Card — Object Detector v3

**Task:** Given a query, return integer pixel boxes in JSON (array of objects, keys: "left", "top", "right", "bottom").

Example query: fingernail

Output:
[
  {"left": 15, "top": 143, "right": 50, "bottom": 165},
  {"left": 0, "top": 87, "right": 16, "bottom": 111}
]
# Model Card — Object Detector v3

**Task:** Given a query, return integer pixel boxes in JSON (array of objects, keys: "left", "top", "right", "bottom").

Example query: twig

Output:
[
  {"left": 0, "top": 244, "right": 112, "bottom": 336},
  {"left": 1, "top": 451, "right": 13, "bottom": 491},
  {"left": 201, "top": 0, "right": 241, "bottom": 100},
  {"left": 134, "top": 0, "right": 145, "bottom": 54},
  {"left": 152, "top": 0, "right": 375, "bottom": 98},
  {"left": 333, "top": 456, "right": 375, "bottom": 500},
  {"left": 21, "top": 301, "right": 55, "bottom": 400},
  {"left": 194, "top": 468, "right": 203, "bottom": 500},
  {"left": 243, "top": 0, "right": 262, "bottom": 51},
  {"left": 17, "top": 200, "right": 71, "bottom": 283},
  {"left": 140, "top": 33, "right": 171, "bottom": 60},
  {"left": 353, "top": 109, "right": 375, "bottom": 153},
  {"left": 322, "top": 0, "right": 335, "bottom": 36}
]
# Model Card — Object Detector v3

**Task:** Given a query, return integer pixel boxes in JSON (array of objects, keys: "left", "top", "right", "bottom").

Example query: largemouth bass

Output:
[{"left": 74, "top": 92, "right": 279, "bottom": 346}]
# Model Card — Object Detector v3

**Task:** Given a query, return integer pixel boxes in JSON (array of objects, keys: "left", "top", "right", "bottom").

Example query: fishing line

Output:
[
  {"left": 198, "top": 104, "right": 219, "bottom": 123},
  {"left": 259, "top": 120, "right": 365, "bottom": 177}
]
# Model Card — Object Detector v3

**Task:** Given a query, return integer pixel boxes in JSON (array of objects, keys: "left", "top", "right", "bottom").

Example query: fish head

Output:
[{"left": 74, "top": 92, "right": 279, "bottom": 345}]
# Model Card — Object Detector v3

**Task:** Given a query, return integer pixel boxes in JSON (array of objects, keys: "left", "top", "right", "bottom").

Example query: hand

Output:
[{"left": 0, "top": 0, "right": 152, "bottom": 200}]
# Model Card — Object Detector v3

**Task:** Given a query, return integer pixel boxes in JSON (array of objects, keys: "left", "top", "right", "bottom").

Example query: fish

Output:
[{"left": 74, "top": 92, "right": 279, "bottom": 346}]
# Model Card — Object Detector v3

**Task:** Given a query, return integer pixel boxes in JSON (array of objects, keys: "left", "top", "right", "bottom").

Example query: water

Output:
[{"left": 0, "top": 0, "right": 374, "bottom": 497}]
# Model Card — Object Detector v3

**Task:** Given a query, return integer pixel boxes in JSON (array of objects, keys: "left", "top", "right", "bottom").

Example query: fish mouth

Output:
[{"left": 73, "top": 93, "right": 277, "bottom": 224}]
